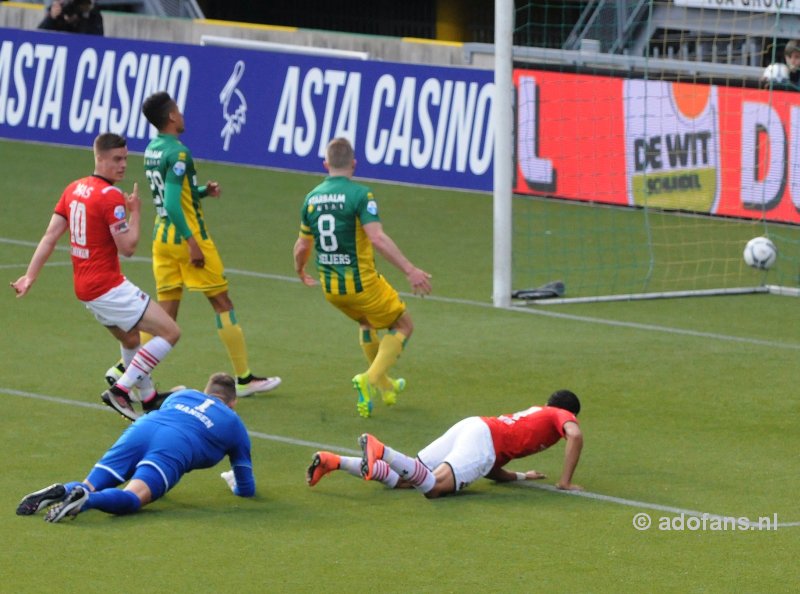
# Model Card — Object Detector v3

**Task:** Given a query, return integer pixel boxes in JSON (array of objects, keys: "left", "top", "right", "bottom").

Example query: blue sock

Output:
[
  {"left": 63, "top": 481, "right": 90, "bottom": 493},
  {"left": 83, "top": 489, "right": 142, "bottom": 515}
]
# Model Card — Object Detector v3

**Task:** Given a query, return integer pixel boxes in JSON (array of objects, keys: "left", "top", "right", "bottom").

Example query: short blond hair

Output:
[
  {"left": 325, "top": 137, "right": 354, "bottom": 169},
  {"left": 205, "top": 372, "right": 236, "bottom": 405}
]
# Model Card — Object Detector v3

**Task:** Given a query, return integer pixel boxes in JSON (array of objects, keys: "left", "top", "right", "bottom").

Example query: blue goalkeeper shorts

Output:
[{"left": 86, "top": 420, "right": 191, "bottom": 500}]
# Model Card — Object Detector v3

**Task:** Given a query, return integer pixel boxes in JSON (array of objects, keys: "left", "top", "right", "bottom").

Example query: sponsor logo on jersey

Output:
[
  {"left": 113, "top": 205, "right": 126, "bottom": 219},
  {"left": 109, "top": 220, "right": 129, "bottom": 235},
  {"left": 173, "top": 161, "right": 187, "bottom": 176},
  {"left": 308, "top": 193, "right": 346, "bottom": 206},
  {"left": 70, "top": 246, "right": 89, "bottom": 259},
  {"left": 367, "top": 200, "right": 378, "bottom": 215}
]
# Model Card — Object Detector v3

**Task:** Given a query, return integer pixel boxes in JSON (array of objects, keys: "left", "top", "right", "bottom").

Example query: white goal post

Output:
[
  {"left": 493, "top": 0, "right": 514, "bottom": 308},
  {"left": 491, "top": 0, "right": 799, "bottom": 307}
]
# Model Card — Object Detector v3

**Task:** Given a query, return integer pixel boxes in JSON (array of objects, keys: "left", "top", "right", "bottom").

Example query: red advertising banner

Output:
[{"left": 514, "top": 69, "right": 800, "bottom": 225}]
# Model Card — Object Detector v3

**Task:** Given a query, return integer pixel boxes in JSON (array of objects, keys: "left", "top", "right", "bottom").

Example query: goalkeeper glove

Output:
[{"left": 220, "top": 470, "right": 237, "bottom": 493}]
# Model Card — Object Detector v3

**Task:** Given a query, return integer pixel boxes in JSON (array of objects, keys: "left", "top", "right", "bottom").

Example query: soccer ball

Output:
[
  {"left": 743, "top": 236, "right": 777, "bottom": 270},
  {"left": 762, "top": 63, "right": 790, "bottom": 83}
]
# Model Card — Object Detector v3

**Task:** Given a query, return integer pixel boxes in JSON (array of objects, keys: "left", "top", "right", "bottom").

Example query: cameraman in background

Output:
[{"left": 38, "top": 0, "right": 104, "bottom": 35}]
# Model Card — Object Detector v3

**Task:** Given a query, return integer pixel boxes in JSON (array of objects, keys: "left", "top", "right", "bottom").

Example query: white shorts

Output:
[
  {"left": 417, "top": 417, "right": 496, "bottom": 492},
  {"left": 82, "top": 279, "right": 151, "bottom": 332}
]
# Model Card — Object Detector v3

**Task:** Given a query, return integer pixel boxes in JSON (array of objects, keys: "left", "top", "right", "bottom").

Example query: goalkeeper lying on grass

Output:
[{"left": 17, "top": 372, "right": 254, "bottom": 523}]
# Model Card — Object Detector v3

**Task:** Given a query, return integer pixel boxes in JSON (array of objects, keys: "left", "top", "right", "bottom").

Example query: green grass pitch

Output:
[{"left": 1, "top": 139, "right": 798, "bottom": 592}]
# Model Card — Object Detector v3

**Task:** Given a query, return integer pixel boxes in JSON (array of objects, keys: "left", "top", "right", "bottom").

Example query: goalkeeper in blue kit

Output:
[{"left": 17, "top": 372, "right": 255, "bottom": 523}]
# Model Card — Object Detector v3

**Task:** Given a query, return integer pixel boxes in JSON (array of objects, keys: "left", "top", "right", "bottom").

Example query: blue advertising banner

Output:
[{"left": 0, "top": 27, "right": 494, "bottom": 191}]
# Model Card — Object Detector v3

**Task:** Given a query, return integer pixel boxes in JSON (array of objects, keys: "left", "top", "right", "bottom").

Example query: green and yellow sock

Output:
[
  {"left": 216, "top": 310, "right": 249, "bottom": 378},
  {"left": 359, "top": 328, "right": 380, "bottom": 364},
  {"left": 366, "top": 331, "right": 407, "bottom": 391}
]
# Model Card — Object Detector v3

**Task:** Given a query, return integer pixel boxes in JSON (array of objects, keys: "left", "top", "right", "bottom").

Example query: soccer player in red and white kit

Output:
[
  {"left": 11, "top": 133, "right": 180, "bottom": 421},
  {"left": 307, "top": 390, "right": 584, "bottom": 497}
]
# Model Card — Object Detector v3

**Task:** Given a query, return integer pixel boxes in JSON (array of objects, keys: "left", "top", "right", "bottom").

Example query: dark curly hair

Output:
[
  {"left": 142, "top": 91, "right": 175, "bottom": 130},
  {"left": 546, "top": 389, "right": 581, "bottom": 416}
]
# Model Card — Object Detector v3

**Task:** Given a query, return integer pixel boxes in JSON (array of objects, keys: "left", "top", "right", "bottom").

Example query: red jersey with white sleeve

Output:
[
  {"left": 54, "top": 175, "right": 129, "bottom": 301},
  {"left": 481, "top": 405, "right": 578, "bottom": 470}
]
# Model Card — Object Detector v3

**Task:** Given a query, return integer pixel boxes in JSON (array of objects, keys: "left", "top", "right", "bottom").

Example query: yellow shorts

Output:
[
  {"left": 152, "top": 238, "right": 228, "bottom": 299},
  {"left": 324, "top": 275, "right": 406, "bottom": 329}
]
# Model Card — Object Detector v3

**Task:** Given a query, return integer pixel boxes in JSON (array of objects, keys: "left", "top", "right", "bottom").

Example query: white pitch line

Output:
[
  {"left": 522, "top": 482, "right": 800, "bottom": 528},
  {"left": 507, "top": 306, "right": 800, "bottom": 351},
  {"left": 2, "top": 387, "right": 112, "bottom": 410},
  {"left": 248, "top": 429, "right": 360, "bottom": 456},
  {"left": 0, "top": 237, "right": 800, "bottom": 351},
  {"left": 4, "top": 235, "right": 798, "bottom": 351},
  {"left": 0, "top": 238, "right": 44, "bottom": 248},
  {"left": 2, "top": 386, "right": 797, "bottom": 528},
  {"left": 5, "top": 235, "right": 799, "bottom": 518},
  {"left": 1, "top": 261, "right": 73, "bottom": 270}
]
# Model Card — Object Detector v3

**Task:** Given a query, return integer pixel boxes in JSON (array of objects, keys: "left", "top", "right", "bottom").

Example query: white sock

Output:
[
  {"left": 121, "top": 346, "right": 156, "bottom": 398},
  {"left": 341, "top": 455, "right": 400, "bottom": 488},
  {"left": 370, "top": 460, "right": 400, "bottom": 488},
  {"left": 121, "top": 347, "right": 137, "bottom": 368},
  {"left": 413, "top": 470, "right": 436, "bottom": 493},
  {"left": 338, "top": 456, "right": 363, "bottom": 478},
  {"left": 116, "top": 337, "right": 172, "bottom": 394},
  {"left": 136, "top": 375, "right": 156, "bottom": 401},
  {"left": 383, "top": 446, "right": 434, "bottom": 491}
]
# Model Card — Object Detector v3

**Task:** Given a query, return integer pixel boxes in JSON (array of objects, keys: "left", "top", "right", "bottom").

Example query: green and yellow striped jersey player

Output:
[
  {"left": 102, "top": 91, "right": 281, "bottom": 399},
  {"left": 294, "top": 137, "right": 432, "bottom": 418},
  {"left": 144, "top": 133, "right": 210, "bottom": 254},
  {"left": 299, "top": 175, "right": 381, "bottom": 295}
]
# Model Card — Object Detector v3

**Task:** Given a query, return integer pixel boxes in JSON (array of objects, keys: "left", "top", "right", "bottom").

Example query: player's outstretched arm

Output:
[
  {"left": 555, "top": 421, "right": 583, "bottom": 491},
  {"left": 10, "top": 214, "right": 68, "bottom": 298},
  {"left": 362, "top": 222, "right": 431, "bottom": 295},
  {"left": 487, "top": 467, "right": 547, "bottom": 482}
]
